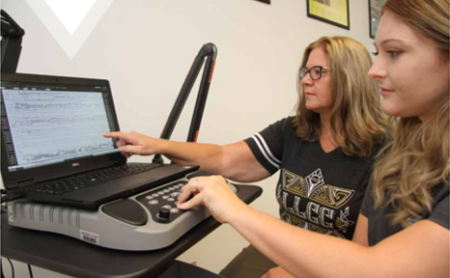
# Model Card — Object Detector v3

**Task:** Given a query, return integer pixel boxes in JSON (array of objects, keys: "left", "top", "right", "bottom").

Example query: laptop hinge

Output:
[
  {"left": 16, "top": 178, "right": 35, "bottom": 189},
  {"left": 93, "top": 161, "right": 121, "bottom": 170}
]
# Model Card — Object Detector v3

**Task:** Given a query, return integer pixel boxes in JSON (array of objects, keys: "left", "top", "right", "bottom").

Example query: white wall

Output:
[{"left": 1, "top": 0, "right": 375, "bottom": 277}]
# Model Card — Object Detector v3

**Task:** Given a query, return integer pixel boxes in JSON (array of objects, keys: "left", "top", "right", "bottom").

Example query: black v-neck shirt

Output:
[{"left": 245, "top": 117, "right": 380, "bottom": 239}]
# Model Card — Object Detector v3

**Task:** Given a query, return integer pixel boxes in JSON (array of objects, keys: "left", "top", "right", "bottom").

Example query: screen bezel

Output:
[{"left": 1, "top": 73, "right": 125, "bottom": 189}]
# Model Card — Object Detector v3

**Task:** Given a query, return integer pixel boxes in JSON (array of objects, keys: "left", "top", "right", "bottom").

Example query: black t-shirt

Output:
[
  {"left": 244, "top": 117, "right": 380, "bottom": 240},
  {"left": 360, "top": 179, "right": 449, "bottom": 246}
]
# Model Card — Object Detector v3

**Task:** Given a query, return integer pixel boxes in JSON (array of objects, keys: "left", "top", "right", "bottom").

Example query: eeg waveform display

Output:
[{"left": 2, "top": 89, "right": 116, "bottom": 169}]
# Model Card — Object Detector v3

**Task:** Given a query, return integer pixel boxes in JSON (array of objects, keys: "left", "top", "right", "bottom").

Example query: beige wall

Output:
[{"left": 1, "top": 0, "right": 375, "bottom": 276}]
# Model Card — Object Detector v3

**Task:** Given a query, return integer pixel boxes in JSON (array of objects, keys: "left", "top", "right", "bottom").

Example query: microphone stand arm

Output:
[
  {"left": 1, "top": 9, "right": 25, "bottom": 73},
  {"left": 152, "top": 43, "right": 217, "bottom": 164}
]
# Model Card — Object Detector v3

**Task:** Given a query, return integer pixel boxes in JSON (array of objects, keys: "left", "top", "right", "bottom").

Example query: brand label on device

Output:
[{"left": 80, "top": 229, "right": 99, "bottom": 245}]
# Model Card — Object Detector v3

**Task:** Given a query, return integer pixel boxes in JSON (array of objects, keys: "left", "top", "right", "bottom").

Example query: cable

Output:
[
  {"left": 1, "top": 189, "right": 25, "bottom": 214},
  {"left": 1, "top": 259, "right": 5, "bottom": 278},
  {"left": 1, "top": 193, "right": 25, "bottom": 204},
  {"left": 6, "top": 258, "right": 14, "bottom": 278},
  {"left": 27, "top": 264, "right": 33, "bottom": 278}
]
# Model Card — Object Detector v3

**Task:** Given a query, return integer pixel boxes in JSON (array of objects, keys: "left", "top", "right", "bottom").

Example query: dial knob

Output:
[{"left": 158, "top": 207, "right": 171, "bottom": 220}]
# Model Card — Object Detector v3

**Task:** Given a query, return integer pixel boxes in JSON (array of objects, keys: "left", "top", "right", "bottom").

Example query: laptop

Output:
[{"left": 1, "top": 73, "right": 199, "bottom": 210}]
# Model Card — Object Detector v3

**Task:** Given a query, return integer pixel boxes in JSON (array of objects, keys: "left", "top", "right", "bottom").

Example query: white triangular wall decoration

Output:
[
  {"left": 44, "top": 0, "right": 97, "bottom": 35},
  {"left": 25, "top": 0, "right": 114, "bottom": 59}
]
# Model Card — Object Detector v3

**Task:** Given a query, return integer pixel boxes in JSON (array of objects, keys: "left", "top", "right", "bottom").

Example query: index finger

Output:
[
  {"left": 103, "top": 131, "right": 133, "bottom": 141},
  {"left": 177, "top": 192, "right": 203, "bottom": 211},
  {"left": 178, "top": 178, "right": 197, "bottom": 204}
]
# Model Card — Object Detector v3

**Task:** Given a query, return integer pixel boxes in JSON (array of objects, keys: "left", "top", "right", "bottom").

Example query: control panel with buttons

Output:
[{"left": 136, "top": 180, "right": 186, "bottom": 223}]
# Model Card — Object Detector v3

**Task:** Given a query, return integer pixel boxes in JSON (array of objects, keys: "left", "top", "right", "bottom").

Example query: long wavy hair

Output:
[
  {"left": 372, "top": 0, "right": 450, "bottom": 228},
  {"left": 292, "top": 36, "right": 392, "bottom": 157}
]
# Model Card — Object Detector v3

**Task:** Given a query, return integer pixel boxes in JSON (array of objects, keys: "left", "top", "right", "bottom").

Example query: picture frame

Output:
[
  {"left": 307, "top": 0, "right": 350, "bottom": 30},
  {"left": 254, "top": 0, "right": 270, "bottom": 4},
  {"left": 369, "top": 0, "right": 387, "bottom": 38}
]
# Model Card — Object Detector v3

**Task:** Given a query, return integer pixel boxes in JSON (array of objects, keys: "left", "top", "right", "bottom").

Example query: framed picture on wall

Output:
[
  {"left": 306, "top": 0, "right": 350, "bottom": 30},
  {"left": 369, "top": 0, "right": 387, "bottom": 38},
  {"left": 254, "top": 0, "right": 271, "bottom": 4}
]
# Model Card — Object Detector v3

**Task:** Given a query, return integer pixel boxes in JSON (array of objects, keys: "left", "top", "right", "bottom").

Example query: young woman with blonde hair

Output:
[
  {"left": 173, "top": 0, "right": 449, "bottom": 277},
  {"left": 104, "top": 36, "right": 391, "bottom": 277}
]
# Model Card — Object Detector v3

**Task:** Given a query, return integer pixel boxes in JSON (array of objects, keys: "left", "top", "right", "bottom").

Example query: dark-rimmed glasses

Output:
[{"left": 299, "top": 66, "right": 330, "bottom": 81}]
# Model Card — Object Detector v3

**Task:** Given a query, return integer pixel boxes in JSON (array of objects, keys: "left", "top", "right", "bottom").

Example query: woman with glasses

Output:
[
  {"left": 104, "top": 36, "right": 391, "bottom": 277},
  {"left": 173, "top": 0, "right": 449, "bottom": 277}
]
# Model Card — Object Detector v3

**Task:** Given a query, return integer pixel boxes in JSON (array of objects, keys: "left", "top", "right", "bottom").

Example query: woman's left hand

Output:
[{"left": 177, "top": 175, "right": 248, "bottom": 224}]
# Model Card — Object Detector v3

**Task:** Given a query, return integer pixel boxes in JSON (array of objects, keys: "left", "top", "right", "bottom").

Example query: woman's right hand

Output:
[
  {"left": 177, "top": 175, "right": 248, "bottom": 224},
  {"left": 103, "top": 131, "right": 164, "bottom": 158}
]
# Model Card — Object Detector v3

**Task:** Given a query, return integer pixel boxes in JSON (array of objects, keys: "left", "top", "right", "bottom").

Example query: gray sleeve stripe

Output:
[
  {"left": 251, "top": 135, "right": 280, "bottom": 168},
  {"left": 255, "top": 133, "right": 281, "bottom": 164}
]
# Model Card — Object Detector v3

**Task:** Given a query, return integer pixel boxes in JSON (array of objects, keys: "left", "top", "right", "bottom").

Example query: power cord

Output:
[
  {"left": 5, "top": 258, "right": 14, "bottom": 278},
  {"left": 1, "top": 189, "right": 25, "bottom": 215},
  {"left": 1, "top": 190, "right": 25, "bottom": 214},
  {"left": 27, "top": 264, "right": 33, "bottom": 278},
  {"left": 1, "top": 259, "right": 32, "bottom": 278},
  {"left": 1, "top": 192, "right": 25, "bottom": 204}
]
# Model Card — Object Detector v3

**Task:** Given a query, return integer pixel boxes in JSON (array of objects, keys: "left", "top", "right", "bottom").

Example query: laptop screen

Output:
[{"left": 1, "top": 79, "right": 119, "bottom": 173}]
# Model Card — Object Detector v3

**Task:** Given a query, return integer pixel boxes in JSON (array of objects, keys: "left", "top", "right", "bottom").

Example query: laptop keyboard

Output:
[{"left": 23, "top": 163, "right": 161, "bottom": 196}]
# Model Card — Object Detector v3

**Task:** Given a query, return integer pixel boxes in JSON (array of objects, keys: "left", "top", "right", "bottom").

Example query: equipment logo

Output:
[{"left": 25, "top": 0, "right": 114, "bottom": 59}]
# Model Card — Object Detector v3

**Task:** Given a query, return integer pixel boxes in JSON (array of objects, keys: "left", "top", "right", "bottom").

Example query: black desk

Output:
[{"left": 1, "top": 184, "right": 262, "bottom": 278}]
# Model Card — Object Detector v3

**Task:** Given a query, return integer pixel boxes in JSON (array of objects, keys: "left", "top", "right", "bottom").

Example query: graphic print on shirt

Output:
[{"left": 277, "top": 168, "right": 356, "bottom": 238}]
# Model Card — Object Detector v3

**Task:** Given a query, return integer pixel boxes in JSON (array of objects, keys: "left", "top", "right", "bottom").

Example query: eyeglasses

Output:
[{"left": 299, "top": 66, "right": 330, "bottom": 81}]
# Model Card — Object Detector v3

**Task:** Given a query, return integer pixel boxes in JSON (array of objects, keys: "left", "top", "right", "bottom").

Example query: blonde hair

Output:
[
  {"left": 293, "top": 36, "right": 392, "bottom": 157},
  {"left": 373, "top": 0, "right": 450, "bottom": 228}
]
